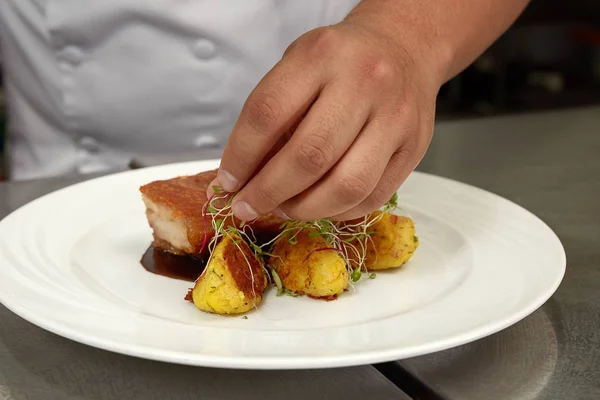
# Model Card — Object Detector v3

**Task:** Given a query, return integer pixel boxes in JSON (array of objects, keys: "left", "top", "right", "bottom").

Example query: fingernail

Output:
[
  {"left": 273, "top": 208, "right": 291, "bottom": 220},
  {"left": 217, "top": 169, "right": 239, "bottom": 192},
  {"left": 233, "top": 200, "right": 258, "bottom": 221}
]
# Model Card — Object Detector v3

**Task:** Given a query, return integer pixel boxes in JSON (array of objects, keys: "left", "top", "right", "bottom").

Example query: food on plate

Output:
[
  {"left": 139, "top": 171, "right": 419, "bottom": 316},
  {"left": 139, "top": 169, "right": 284, "bottom": 255},
  {"left": 187, "top": 234, "right": 268, "bottom": 315},
  {"left": 352, "top": 211, "right": 419, "bottom": 271},
  {"left": 269, "top": 229, "right": 349, "bottom": 300}
]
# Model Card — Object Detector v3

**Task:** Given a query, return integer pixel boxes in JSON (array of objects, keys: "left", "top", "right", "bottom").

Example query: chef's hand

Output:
[
  {"left": 208, "top": 0, "right": 528, "bottom": 221},
  {"left": 209, "top": 22, "right": 442, "bottom": 221}
]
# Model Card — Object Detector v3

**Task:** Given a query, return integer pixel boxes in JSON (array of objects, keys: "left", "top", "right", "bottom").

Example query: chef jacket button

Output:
[
  {"left": 192, "top": 39, "right": 217, "bottom": 60},
  {"left": 57, "top": 46, "right": 84, "bottom": 66},
  {"left": 77, "top": 136, "right": 101, "bottom": 154},
  {"left": 194, "top": 134, "right": 219, "bottom": 148}
]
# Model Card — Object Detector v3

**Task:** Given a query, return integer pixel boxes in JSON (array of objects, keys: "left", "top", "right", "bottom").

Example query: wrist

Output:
[{"left": 342, "top": 1, "right": 455, "bottom": 88}]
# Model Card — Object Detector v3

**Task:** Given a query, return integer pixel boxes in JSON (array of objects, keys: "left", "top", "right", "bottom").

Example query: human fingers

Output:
[{"left": 230, "top": 82, "right": 371, "bottom": 220}]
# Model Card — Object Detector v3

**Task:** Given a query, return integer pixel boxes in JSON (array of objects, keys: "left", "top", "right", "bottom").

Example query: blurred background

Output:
[
  {"left": 0, "top": 0, "right": 599, "bottom": 180},
  {"left": 436, "top": 0, "right": 600, "bottom": 119}
]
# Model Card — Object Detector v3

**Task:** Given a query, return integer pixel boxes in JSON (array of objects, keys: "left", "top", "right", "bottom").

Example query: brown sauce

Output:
[{"left": 140, "top": 246, "right": 208, "bottom": 282}]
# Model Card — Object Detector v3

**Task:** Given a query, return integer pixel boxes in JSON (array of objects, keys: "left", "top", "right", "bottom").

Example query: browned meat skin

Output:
[{"left": 140, "top": 169, "right": 285, "bottom": 255}]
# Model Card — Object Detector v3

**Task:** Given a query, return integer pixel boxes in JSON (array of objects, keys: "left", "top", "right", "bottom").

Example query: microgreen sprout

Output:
[
  {"left": 197, "top": 188, "right": 401, "bottom": 300},
  {"left": 271, "top": 268, "right": 284, "bottom": 295},
  {"left": 383, "top": 192, "right": 399, "bottom": 213}
]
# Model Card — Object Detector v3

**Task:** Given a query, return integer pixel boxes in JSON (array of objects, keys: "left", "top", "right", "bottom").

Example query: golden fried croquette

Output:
[
  {"left": 191, "top": 235, "right": 268, "bottom": 314},
  {"left": 361, "top": 211, "right": 418, "bottom": 271},
  {"left": 270, "top": 230, "right": 349, "bottom": 300}
]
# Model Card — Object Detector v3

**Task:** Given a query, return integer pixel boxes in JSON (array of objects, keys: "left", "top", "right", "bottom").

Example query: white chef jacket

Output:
[{"left": 0, "top": 0, "right": 359, "bottom": 180}]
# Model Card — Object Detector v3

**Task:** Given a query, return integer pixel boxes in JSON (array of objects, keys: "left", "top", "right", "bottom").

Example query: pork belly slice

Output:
[{"left": 139, "top": 169, "right": 285, "bottom": 256}]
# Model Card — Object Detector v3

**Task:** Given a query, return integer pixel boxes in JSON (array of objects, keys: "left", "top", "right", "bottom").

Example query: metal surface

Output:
[
  {"left": 0, "top": 106, "right": 599, "bottom": 399},
  {"left": 400, "top": 106, "right": 600, "bottom": 400},
  {"left": 0, "top": 181, "right": 409, "bottom": 399}
]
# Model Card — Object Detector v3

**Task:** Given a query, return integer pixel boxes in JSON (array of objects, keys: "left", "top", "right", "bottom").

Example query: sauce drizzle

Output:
[{"left": 140, "top": 246, "right": 207, "bottom": 282}]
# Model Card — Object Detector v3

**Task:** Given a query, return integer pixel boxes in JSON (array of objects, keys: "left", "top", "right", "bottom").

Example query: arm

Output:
[
  {"left": 212, "top": 0, "right": 530, "bottom": 221},
  {"left": 345, "top": 0, "right": 530, "bottom": 83}
]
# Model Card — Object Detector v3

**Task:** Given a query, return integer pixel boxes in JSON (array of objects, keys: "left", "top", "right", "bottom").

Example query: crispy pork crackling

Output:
[{"left": 139, "top": 169, "right": 284, "bottom": 255}]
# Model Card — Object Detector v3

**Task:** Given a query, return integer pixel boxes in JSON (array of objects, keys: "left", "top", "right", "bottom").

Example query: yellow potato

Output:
[
  {"left": 191, "top": 234, "right": 267, "bottom": 315},
  {"left": 269, "top": 229, "right": 349, "bottom": 299},
  {"left": 361, "top": 211, "right": 419, "bottom": 271}
]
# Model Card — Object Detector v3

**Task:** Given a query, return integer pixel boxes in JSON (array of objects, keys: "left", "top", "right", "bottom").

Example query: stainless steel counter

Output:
[
  {"left": 401, "top": 106, "right": 600, "bottom": 399},
  {"left": 1, "top": 106, "right": 599, "bottom": 399}
]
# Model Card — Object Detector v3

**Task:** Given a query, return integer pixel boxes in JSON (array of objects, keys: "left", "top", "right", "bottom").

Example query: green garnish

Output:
[
  {"left": 198, "top": 181, "right": 413, "bottom": 304},
  {"left": 356, "top": 233, "right": 368, "bottom": 241},
  {"left": 272, "top": 269, "right": 283, "bottom": 295},
  {"left": 383, "top": 192, "right": 399, "bottom": 213},
  {"left": 242, "top": 316, "right": 248, "bottom": 319},
  {"left": 250, "top": 242, "right": 263, "bottom": 254}
]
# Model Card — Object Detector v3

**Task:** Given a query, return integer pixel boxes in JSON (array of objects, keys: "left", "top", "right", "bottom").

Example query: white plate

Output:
[{"left": 0, "top": 160, "right": 565, "bottom": 369}]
